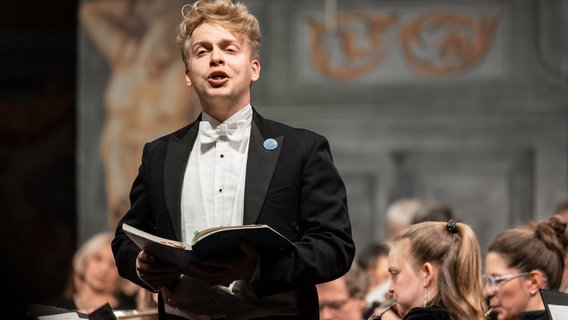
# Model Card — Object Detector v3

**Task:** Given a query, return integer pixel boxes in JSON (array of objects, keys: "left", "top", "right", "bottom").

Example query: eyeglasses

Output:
[{"left": 483, "top": 272, "right": 530, "bottom": 294}]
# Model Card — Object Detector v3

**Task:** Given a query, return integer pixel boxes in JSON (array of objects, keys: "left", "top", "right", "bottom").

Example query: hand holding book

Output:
[{"left": 122, "top": 223, "right": 295, "bottom": 275}]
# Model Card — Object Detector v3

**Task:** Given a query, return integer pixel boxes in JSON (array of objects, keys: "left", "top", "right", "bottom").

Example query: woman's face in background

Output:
[
  {"left": 82, "top": 243, "right": 120, "bottom": 293},
  {"left": 484, "top": 252, "right": 532, "bottom": 320},
  {"left": 388, "top": 239, "right": 425, "bottom": 317}
]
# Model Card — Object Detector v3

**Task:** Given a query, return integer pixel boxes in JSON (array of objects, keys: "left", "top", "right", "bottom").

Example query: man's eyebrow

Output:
[
  {"left": 195, "top": 38, "right": 240, "bottom": 46},
  {"left": 192, "top": 40, "right": 209, "bottom": 48},
  {"left": 219, "top": 38, "right": 241, "bottom": 47}
]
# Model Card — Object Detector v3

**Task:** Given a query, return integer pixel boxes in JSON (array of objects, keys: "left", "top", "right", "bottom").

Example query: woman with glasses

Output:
[
  {"left": 484, "top": 216, "right": 568, "bottom": 320},
  {"left": 373, "top": 220, "right": 487, "bottom": 320}
]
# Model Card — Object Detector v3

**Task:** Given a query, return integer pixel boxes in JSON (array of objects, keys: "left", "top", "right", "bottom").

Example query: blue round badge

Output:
[{"left": 263, "top": 138, "right": 278, "bottom": 151}]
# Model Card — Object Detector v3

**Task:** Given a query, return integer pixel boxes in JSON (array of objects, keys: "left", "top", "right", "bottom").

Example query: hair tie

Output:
[{"left": 447, "top": 219, "right": 457, "bottom": 234}]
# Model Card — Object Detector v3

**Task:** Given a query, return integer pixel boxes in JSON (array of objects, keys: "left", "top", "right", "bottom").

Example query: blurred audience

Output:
[
  {"left": 356, "top": 241, "right": 391, "bottom": 316},
  {"left": 386, "top": 198, "right": 425, "bottom": 241},
  {"left": 45, "top": 232, "right": 137, "bottom": 314},
  {"left": 553, "top": 198, "right": 568, "bottom": 223},
  {"left": 411, "top": 200, "right": 460, "bottom": 224},
  {"left": 553, "top": 198, "right": 568, "bottom": 293},
  {"left": 386, "top": 198, "right": 460, "bottom": 241},
  {"left": 484, "top": 216, "right": 568, "bottom": 320},
  {"left": 385, "top": 220, "right": 487, "bottom": 320},
  {"left": 317, "top": 263, "right": 369, "bottom": 320}
]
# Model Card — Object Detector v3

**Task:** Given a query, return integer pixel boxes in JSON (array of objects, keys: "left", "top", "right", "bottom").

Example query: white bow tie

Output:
[{"left": 199, "top": 120, "right": 247, "bottom": 144}]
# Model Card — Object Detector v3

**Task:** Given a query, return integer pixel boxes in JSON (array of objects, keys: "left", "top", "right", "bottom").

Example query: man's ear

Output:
[
  {"left": 185, "top": 70, "right": 192, "bottom": 87},
  {"left": 250, "top": 59, "right": 260, "bottom": 82}
]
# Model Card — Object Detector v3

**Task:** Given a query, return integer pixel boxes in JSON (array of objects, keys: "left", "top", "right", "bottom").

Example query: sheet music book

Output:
[
  {"left": 28, "top": 303, "right": 107, "bottom": 320},
  {"left": 540, "top": 288, "right": 568, "bottom": 320},
  {"left": 28, "top": 303, "right": 88, "bottom": 320},
  {"left": 122, "top": 223, "right": 295, "bottom": 275},
  {"left": 29, "top": 303, "right": 155, "bottom": 320},
  {"left": 88, "top": 303, "right": 118, "bottom": 320}
]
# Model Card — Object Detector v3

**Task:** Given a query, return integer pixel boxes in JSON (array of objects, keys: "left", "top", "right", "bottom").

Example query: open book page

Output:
[
  {"left": 191, "top": 224, "right": 267, "bottom": 244},
  {"left": 122, "top": 224, "right": 195, "bottom": 275},
  {"left": 548, "top": 304, "right": 568, "bottom": 320}
]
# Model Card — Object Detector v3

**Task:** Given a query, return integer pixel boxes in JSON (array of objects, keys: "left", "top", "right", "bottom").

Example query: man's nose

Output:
[
  {"left": 210, "top": 49, "right": 224, "bottom": 66},
  {"left": 318, "top": 306, "right": 333, "bottom": 320}
]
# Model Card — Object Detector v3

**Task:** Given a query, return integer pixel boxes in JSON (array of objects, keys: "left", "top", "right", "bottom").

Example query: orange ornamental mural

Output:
[{"left": 308, "top": 10, "right": 500, "bottom": 81}]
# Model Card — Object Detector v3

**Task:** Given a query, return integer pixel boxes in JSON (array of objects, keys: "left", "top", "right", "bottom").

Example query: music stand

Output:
[{"left": 539, "top": 289, "right": 568, "bottom": 320}]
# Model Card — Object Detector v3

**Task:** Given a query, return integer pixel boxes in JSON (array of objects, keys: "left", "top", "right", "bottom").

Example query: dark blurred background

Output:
[{"left": 0, "top": 0, "right": 77, "bottom": 316}]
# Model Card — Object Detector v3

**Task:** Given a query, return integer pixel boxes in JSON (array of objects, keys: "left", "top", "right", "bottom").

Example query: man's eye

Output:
[{"left": 319, "top": 300, "right": 348, "bottom": 311}]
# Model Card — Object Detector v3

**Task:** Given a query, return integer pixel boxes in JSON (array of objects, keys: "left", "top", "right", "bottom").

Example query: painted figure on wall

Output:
[{"left": 80, "top": 0, "right": 202, "bottom": 229}]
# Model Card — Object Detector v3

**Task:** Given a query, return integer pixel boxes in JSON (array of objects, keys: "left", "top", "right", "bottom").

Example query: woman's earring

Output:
[{"left": 424, "top": 288, "right": 428, "bottom": 307}]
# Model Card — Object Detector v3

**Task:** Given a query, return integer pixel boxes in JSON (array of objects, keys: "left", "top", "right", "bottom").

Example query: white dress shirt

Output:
[{"left": 180, "top": 105, "right": 252, "bottom": 243}]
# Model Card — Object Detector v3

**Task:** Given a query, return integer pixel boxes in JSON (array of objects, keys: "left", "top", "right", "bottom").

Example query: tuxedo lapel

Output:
[
  {"left": 244, "top": 121, "right": 282, "bottom": 224},
  {"left": 164, "top": 124, "right": 199, "bottom": 240}
]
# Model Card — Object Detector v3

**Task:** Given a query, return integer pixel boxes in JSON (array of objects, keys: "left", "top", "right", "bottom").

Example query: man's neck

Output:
[{"left": 202, "top": 103, "right": 250, "bottom": 122}]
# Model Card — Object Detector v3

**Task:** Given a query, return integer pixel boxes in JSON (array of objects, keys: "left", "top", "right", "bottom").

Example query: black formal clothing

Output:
[
  {"left": 403, "top": 306, "right": 451, "bottom": 320},
  {"left": 518, "top": 310, "right": 549, "bottom": 320},
  {"left": 112, "top": 108, "right": 355, "bottom": 320}
]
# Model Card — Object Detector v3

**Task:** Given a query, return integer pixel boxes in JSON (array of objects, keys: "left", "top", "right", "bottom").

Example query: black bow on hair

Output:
[{"left": 447, "top": 219, "right": 457, "bottom": 233}]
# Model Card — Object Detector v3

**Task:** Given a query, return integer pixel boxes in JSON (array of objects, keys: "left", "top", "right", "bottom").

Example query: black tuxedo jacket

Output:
[{"left": 112, "top": 108, "right": 355, "bottom": 319}]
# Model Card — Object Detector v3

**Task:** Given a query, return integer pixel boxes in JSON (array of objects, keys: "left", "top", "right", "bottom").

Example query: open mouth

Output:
[
  {"left": 208, "top": 71, "right": 229, "bottom": 87},
  {"left": 209, "top": 70, "right": 228, "bottom": 80}
]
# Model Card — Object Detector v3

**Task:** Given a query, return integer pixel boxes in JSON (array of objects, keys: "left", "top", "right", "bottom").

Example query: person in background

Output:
[
  {"left": 552, "top": 198, "right": 568, "bottom": 293},
  {"left": 483, "top": 216, "right": 568, "bottom": 320},
  {"left": 380, "top": 220, "right": 486, "bottom": 320},
  {"left": 385, "top": 198, "right": 424, "bottom": 241},
  {"left": 46, "top": 232, "right": 137, "bottom": 314},
  {"left": 553, "top": 199, "right": 568, "bottom": 222},
  {"left": 356, "top": 242, "right": 390, "bottom": 316},
  {"left": 111, "top": 0, "right": 355, "bottom": 319},
  {"left": 317, "top": 264, "right": 370, "bottom": 320},
  {"left": 411, "top": 200, "right": 460, "bottom": 225}
]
